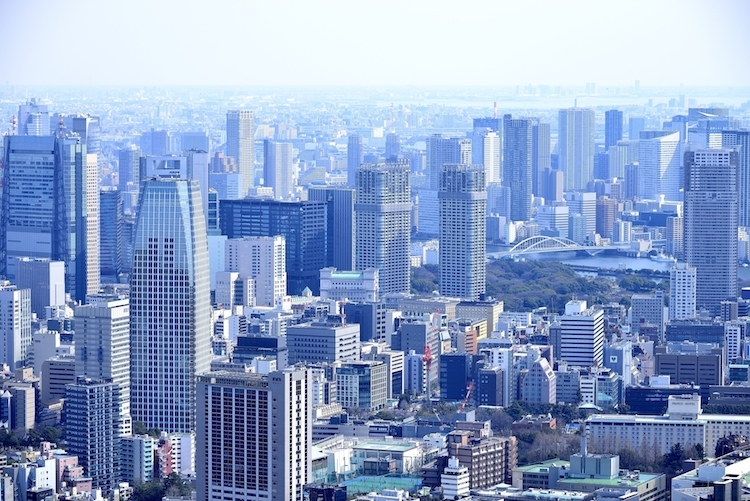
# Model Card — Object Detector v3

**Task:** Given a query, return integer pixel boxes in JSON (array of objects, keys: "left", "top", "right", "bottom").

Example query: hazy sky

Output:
[{"left": 1, "top": 0, "right": 749, "bottom": 87}]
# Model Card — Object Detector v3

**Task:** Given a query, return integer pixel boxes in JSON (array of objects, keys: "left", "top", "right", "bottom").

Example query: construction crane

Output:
[
  {"left": 422, "top": 345, "right": 432, "bottom": 398},
  {"left": 459, "top": 381, "right": 475, "bottom": 413}
]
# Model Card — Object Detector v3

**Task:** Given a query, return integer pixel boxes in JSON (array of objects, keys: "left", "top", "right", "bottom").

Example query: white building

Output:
[
  {"left": 442, "top": 457, "right": 470, "bottom": 499},
  {"left": 559, "top": 300, "right": 604, "bottom": 367},
  {"left": 225, "top": 236, "right": 286, "bottom": 307},
  {"left": 215, "top": 271, "right": 255, "bottom": 308},
  {"left": 725, "top": 320, "right": 744, "bottom": 362},
  {"left": 612, "top": 220, "right": 632, "bottom": 243},
  {"left": 121, "top": 435, "right": 156, "bottom": 483},
  {"left": 669, "top": 263, "right": 697, "bottom": 320},
  {"left": 319, "top": 268, "right": 379, "bottom": 303},
  {"left": 639, "top": 131, "right": 682, "bottom": 201},
  {"left": 0, "top": 282, "right": 31, "bottom": 370},
  {"left": 565, "top": 192, "right": 597, "bottom": 238},
  {"left": 536, "top": 205, "right": 569, "bottom": 238}
]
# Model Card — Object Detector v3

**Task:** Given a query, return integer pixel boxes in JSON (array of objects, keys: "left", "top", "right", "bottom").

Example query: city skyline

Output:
[{"left": 1, "top": 0, "right": 749, "bottom": 87}]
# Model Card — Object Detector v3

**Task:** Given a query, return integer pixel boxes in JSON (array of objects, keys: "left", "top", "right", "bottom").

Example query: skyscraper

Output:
[
  {"left": 347, "top": 133, "right": 364, "bottom": 188},
  {"left": 130, "top": 178, "right": 212, "bottom": 433},
  {"left": 684, "top": 149, "right": 738, "bottom": 315},
  {"left": 670, "top": 263, "right": 696, "bottom": 321},
  {"left": 531, "top": 122, "right": 551, "bottom": 196},
  {"left": 196, "top": 368, "right": 311, "bottom": 501},
  {"left": 427, "top": 135, "right": 472, "bottom": 191},
  {"left": 471, "top": 130, "right": 501, "bottom": 185},
  {"left": 355, "top": 161, "right": 411, "bottom": 294},
  {"left": 225, "top": 236, "right": 286, "bottom": 307},
  {"left": 639, "top": 131, "right": 682, "bottom": 201},
  {"left": 15, "top": 258, "right": 65, "bottom": 319},
  {"left": 308, "top": 186, "right": 356, "bottom": 270},
  {"left": 629, "top": 117, "right": 646, "bottom": 141},
  {"left": 604, "top": 109, "right": 623, "bottom": 149},
  {"left": 722, "top": 130, "right": 750, "bottom": 227},
  {"left": 226, "top": 110, "right": 254, "bottom": 197},
  {"left": 385, "top": 133, "right": 401, "bottom": 161},
  {"left": 74, "top": 294, "right": 131, "bottom": 435},
  {"left": 1, "top": 134, "right": 99, "bottom": 301},
  {"left": 503, "top": 115, "right": 533, "bottom": 222},
  {"left": 17, "top": 98, "right": 50, "bottom": 136},
  {"left": 439, "top": 164, "right": 486, "bottom": 299},
  {"left": 100, "top": 188, "right": 123, "bottom": 279},
  {"left": 559, "top": 300, "right": 604, "bottom": 367},
  {"left": 263, "top": 140, "right": 295, "bottom": 199},
  {"left": 558, "top": 108, "right": 595, "bottom": 191},
  {"left": 118, "top": 144, "right": 141, "bottom": 211},
  {"left": 0, "top": 282, "right": 31, "bottom": 370}
]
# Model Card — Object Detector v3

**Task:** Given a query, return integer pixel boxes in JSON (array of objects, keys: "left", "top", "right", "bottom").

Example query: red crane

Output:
[
  {"left": 422, "top": 345, "right": 432, "bottom": 397},
  {"left": 459, "top": 381, "right": 475, "bottom": 413}
]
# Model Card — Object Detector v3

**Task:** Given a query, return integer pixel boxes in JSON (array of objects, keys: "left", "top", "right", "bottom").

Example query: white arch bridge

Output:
[{"left": 494, "top": 236, "right": 619, "bottom": 258}]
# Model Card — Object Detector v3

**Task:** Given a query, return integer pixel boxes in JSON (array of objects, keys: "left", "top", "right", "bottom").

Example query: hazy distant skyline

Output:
[{"left": 1, "top": 0, "right": 749, "bottom": 87}]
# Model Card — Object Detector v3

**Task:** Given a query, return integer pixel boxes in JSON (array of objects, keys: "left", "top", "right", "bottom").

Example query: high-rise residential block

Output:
[
  {"left": 130, "top": 178, "right": 212, "bottom": 433},
  {"left": 439, "top": 164, "right": 486, "bottom": 300},
  {"left": 1, "top": 135, "right": 99, "bottom": 301},
  {"left": 472, "top": 130, "right": 501, "bottom": 185},
  {"left": 226, "top": 110, "right": 254, "bottom": 197},
  {"left": 0, "top": 282, "right": 31, "bottom": 370},
  {"left": 604, "top": 109, "right": 623, "bottom": 149},
  {"left": 219, "top": 199, "right": 326, "bottom": 295},
  {"left": 503, "top": 115, "right": 533, "bottom": 221},
  {"left": 308, "top": 186, "right": 356, "bottom": 270},
  {"left": 225, "top": 236, "right": 286, "bottom": 307},
  {"left": 74, "top": 294, "right": 131, "bottom": 435},
  {"left": 196, "top": 368, "right": 311, "bottom": 501},
  {"left": 531, "top": 122, "right": 551, "bottom": 196},
  {"left": 427, "top": 135, "right": 472, "bottom": 191},
  {"left": 684, "top": 149, "right": 738, "bottom": 316},
  {"left": 558, "top": 108, "right": 595, "bottom": 190},
  {"left": 15, "top": 258, "right": 65, "bottom": 319},
  {"left": 670, "top": 263, "right": 696, "bottom": 321},
  {"left": 347, "top": 133, "right": 364, "bottom": 188},
  {"left": 355, "top": 161, "right": 411, "bottom": 294},
  {"left": 263, "top": 140, "right": 295, "bottom": 199}
]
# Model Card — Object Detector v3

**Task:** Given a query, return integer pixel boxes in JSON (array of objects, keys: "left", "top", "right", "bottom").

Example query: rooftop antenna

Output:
[
  {"left": 493, "top": 101, "right": 497, "bottom": 119},
  {"left": 57, "top": 114, "right": 66, "bottom": 138},
  {"left": 11, "top": 114, "right": 16, "bottom": 135},
  {"left": 574, "top": 98, "right": 578, "bottom": 108}
]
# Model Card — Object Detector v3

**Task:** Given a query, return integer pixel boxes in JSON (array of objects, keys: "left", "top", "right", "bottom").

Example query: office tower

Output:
[
  {"left": 226, "top": 110, "right": 255, "bottom": 197},
  {"left": 130, "top": 178, "right": 212, "bottom": 433},
  {"left": 140, "top": 129, "right": 171, "bottom": 156},
  {"left": 565, "top": 191, "right": 597, "bottom": 237},
  {"left": 0, "top": 282, "right": 31, "bottom": 370},
  {"left": 624, "top": 162, "right": 639, "bottom": 199},
  {"left": 536, "top": 205, "right": 569, "bottom": 238},
  {"left": 558, "top": 108, "right": 595, "bottom": 190},
  {"left": 607, "top": 143, "right": 630, "bottom": 180},
  {"left": 473, "top": 117, "right": 501, "bottom": 132},
  {"left": 427, "top": 135, "right": 472, "bottom": 190},
  {"left": 593, "top": 151, "right": 609, "bottom": 180},
  {"left": 559, "top": 300, "right": 604, "bottom": 367},
  {"left": 118, "top": 144, "right": 141, "bottom": 212},
  {"left": 531, "top": 122, "right": 551, "bottom": 196},
  {"left": 347, "top": 133, "right": 364, "bottom": 188},
  {"left": 263, "top": 140, "right": 295, "bottom": 199},
  {"left": 722, "top": 130, "right": 750, "bottom": 227},
  {"left": 308, "top": 186, "right": 355, "bottom": 270},
  {"left": 15, "top": 258, "right": 65, "bottom": 319},
  {"left": 542, "top": 168, "right": 564, "bottom": 203},
  {"left": 439, "top": 164, "right": 486, "bottom": 299},
  {"left": 225, "top": 237, "right": 286, "bottom": 307},
  {"left": 64, "top": 377, "right": 121, "bottom": 495},
  {"left": 631, "top": 290, "right": 664, "bottom": 335},
  {"left": 666, "top": 216, "right": 684, "bottom": 259},
  {"left": 180, "top": 131, "right": 209, "bottom": 152},
  {"left": 604, "top": 109, "right": 623, "bottom": 149},
  {"left": 684, "top": 149, "right": 738, "bottom": 315},
  {"left": 287, "top": 318, "right": 360, "bottom": 364},
  {"left": 612, "top": 219, "right": 632, "bottom": 243},
  {"left": 336, "top": 361, "right": 388, "bottom": 411},
  {"left": 219, "top": 199, "right": 326, "bottom": 295},
  {"left": 141, "top": 153, "right": 210, "bottom": 224},
  {"left": 472, "top": 130, "right": 501, "bottom": 184},
  {"left": 74, "top": 295, "right": 131, "bottom": 435},
  {"left": 629, "top": 117, "right": 646, "bottom": 140},
  {"left": 61, "top": 114, "right": 102, "bottom": 159},
  {"left": 385, "top": 133, "right": 401, "bottom": 160},
  {"left": 355, "top": 162, "right": 411, "bottom": 294},
  {"left": 196, "top": 368, "right": 311, "bottom": 501},
  {"left": 439, "top": 353, "right": 472, "bottom": 401},
  {"left": 595, "top": 196, "right": 618, "bottom": 238},
  {"left": 639, "top": 131, "right": 682, "bottom": 201},
  {"left": 17, "top": 98, "right": 50, "bottom": 136},
  {"left": 521, "top": 357, "right": 557, "bottom": 404},
  {"left": 99, "top": 188, "right": 123, "bottom": 279},
  {"left": 670, "top": 263, "right": 696, "bottom": 320},
  {"left": 1, "top": 135, "right": 99, "bottom": 301},
  {"left": 503, "top": 115, "right": 533, "bottom": 221}
]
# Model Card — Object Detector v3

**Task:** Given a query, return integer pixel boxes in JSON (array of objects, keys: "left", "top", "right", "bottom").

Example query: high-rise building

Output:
[
  {"left": 595, "top": 196, "right": 618, "bottom": 239},
  {"left": 308, "top": 187, "right": 356, "bottom": 270},
  {"left": 180, "top": 131, "right": 210, "bottom": 152},
  {"left": 385, "top": 133, "right": 401, "bottom": 161},
  {"left": 1, "top": 135, "right": 99, "bottom": 301},
  {"left": 531, "top": 122, "right": 551, "bottom": 196},
  {"left": 427, "top": 135, "right": 472, "bottom": 191},
  {"left": 472, "top": 130, "right": 501, "bottom": 185},
  {"left": 565, "top": 191, "right": 597, "bottom": 238},
  {"left": 629, "top": 117, "right": 646, "bottom": 141},
  {"left": 17, "top": 98, "right": 50, "bottom": 136},
  {"left": 542, "top": 168, "right": 564, "bottom": 203},
  {"left": 355, "top": 162, "right": 411, "bottom": 294},
  {"left": 558, "top": 108, "right": 595, "bottom": 190},
  {"left": 15, "top": 258, "right": 65, "bottom": 319},
  {"left": 100, "top": 188, "right": 123, "bottom": 279},
  {"left": 335, "top": 361, "right": 388, "bottom": 411},
  {"left": 118, "top": 145, "right": 141, "bottom": 195},
  {"left": 722, "top": 130, "right": 750, "bottom": 227},
  {"left": 196, "top": 368, "right": 311, "bottom": 501},
  {"left": 225, "top": 237, "right": 286, "bottom": 307},
  {"left": 631, "top": 290, "right": 665, "bottom": 334},
  {"left": 130, "top": 178, "right": 212, "bottom": 433},
  {"left": 536, "top": 205, "right": 569, "bottom": 238},
  {"left": 219, "top": 199, "right": 326, "bottom": 295},
  {"left": 140, "top": 129, "right": 171, "bottom": 156},
  {"left": 639, "top": 131, "right": 682, "bottom": 201},
  {"left": 287, "top": 318, "right": 361, "bottom": 364},
  {"left": 666, "top": 216, "right": 684, "bottom": 260},
  {"left": 670, "top": 263, "right": 696, "bottom": 321},
  {"left": 0, "top": 282, "right": 31, "bottom": 370},
  {"left": 263, "top": 140, "right": 295, "bottom": 199},
  {"left": 684, "top": 149, "right": 738, "bottom": 315},
  {"left": 503, "top": 115, "right": 533, "bottom": 221},
  {"left": 604, "top": 109, "right": 623, "bottom": 150},
  {"left": 347, "top": 134, "right": 364, "bottom": 188},
  {"left": 439, "top": 164, "right": 486, "bottom": 299},
  {"left": 74, "top": 295, "right": 131, "bottom": 435},
  {"left": 64, "top": 377, "right": 122, "bottom": 495},
  {"left": 558, "top": 300, "right": 604, "bottom": 367},
  {"left": 226, "top": 110, "right": 255, "bottom": 197}
]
